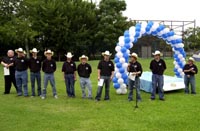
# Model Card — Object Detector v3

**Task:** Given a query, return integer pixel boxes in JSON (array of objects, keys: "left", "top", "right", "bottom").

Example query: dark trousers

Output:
[{"left": 4, "top": 75, "right": 18, "bottom": 94}]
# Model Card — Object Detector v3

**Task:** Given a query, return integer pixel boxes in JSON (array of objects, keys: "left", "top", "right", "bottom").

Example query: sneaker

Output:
[
  {"left": 54, "top": 95, "right": 58, "bottom": 99},
  {"left": 159, "top": 98, "right": 165, "bottom": 101},
  {"left": 41, "top": 96, "right": 45, "bottom": 99},
  {"left": 128, "top": 98, "right": 133, "bottom": 102}
]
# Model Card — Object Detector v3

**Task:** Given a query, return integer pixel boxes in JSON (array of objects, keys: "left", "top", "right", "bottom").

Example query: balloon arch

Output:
[{"left": 113, "top": 21, "right": 186, "bottom": 94}]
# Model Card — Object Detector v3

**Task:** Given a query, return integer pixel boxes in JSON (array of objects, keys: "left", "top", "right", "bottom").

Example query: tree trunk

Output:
[{"left": 25, "top": 39, "right": 30, "bottom": 58}]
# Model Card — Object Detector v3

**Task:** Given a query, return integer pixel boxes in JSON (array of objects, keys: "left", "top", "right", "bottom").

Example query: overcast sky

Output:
[{"left": 123, "top": 0, "right": 199, "bottom": 28}]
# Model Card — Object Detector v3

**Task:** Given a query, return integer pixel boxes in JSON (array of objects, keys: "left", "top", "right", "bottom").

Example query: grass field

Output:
[{"left": 0, "top": 58, "right": 200, "bottom": 131}]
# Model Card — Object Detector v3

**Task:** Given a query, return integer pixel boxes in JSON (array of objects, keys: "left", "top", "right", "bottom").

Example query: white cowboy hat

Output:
[
  {"left": 188, "top": 57, "right": 195, "bottom": 62},
  {"left": 30, "top": 48, "right": 39, "bottom": 53},
  {"left": 79, "top": 55, "right": 89, "bottom": 61},
  {"left": 15, "top": 48, "right": 24, "bottom": 53},
  {"left": 152, "top": 50, "right": 163, "bottom": 56},
  {"left": 65, "top": 52, "right": 73, "bottom": 58},
  {"left": 44, "top": 49, "right": 54, "bottom": 56},
  {"left": 130, "top": 52, "right": 138, "bottom": 59},
  {"left": 102, "top": 50, "right": 112, "bottom": 56}
]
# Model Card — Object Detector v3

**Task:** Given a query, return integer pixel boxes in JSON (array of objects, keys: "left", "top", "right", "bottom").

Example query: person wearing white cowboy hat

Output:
[
  {"left": 95, "top": 50, "right": 114, "bottom": 101},
  {"left": 62, "top": 52, "right": 77, "bottom": 98},
  {"left": 29, "top": 48, "right": 42, "bottom": 97},
  {"left": 14, "top": 47, "right": 29, "bottom": 97},
  {"left": 150, "top": 50, "right": 166, "bottom": 101},
  {"left": 127, "top": 52, "right": 143, "bottom": 102},
  {"left": 41, "top": 49, "right": 58, "bottom": 99},
  {"left": 183, "top": 57, "right": 198, "bottom": 94},
  {"left": 1, "top": 50, "right": 18, "bottom": 94},
  {"left": 77, "top": 55, "right": 92, "bottom": 99}
]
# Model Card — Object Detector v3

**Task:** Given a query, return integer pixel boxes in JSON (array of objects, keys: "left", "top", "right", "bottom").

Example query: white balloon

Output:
[
  {"left": 120, "top": 84, "right": 127, "bottom": 89},
  {"left": 116, "top": 88, "right": 122, "bottom": 94},
  {"left": 121, "top": 89, "right": 127, "bottom": 94},
  {"left": 116, "top": 52, "right": 123, "bottom": 58},
  {"left": 119, "top": 58, "right": 125, "bottom": 63},
  {"left": 175, "top": 64, "right": 179, "bottom": 69},
  {"left": 118, "top": 36, "right": 124, "bottom": 42},
  {"left": 173, "top": 61, "right": 177, "bottom": 65},
  {"left": 115, "top": 46, "right": 121, "bottom": 52},
  {"left": 118, "top": 78, "right": 124, "bottom": 84},
  {"left": 178, "top": 54, "right": 183, "bottom": 59},
  {"left": 122, "top": 63, "right": 128, "bottom": 69},
  {"left": 126, "top": 49, "right": 130, "bottom": 55},
  {"left": 163, "top": 28, "right": 170, "bottom": 34},
  {"left": 129, "top": 26, "right": 136, "bottom": 36},
  {"left": 129, "top": 36, "right": 134, "bottom": 42},
  {"left": 119, "top": 41, "right": 125, "bottom": 47},
  {"left": 141, "top": 21, "right": 147, "bottom": 28},
  {"left": 115, "top": 67, "right": 119, "bottom": 72},
  {"left": 116, "top": 72, "right": 121, "bottom": 78},
  {"left": 130, "top": 42, "right": 133, "bottom": 48},
  {"left": 178, "top": 68, "right": 182, "bottom": 73},
  {"left": 150, "top": 22, "right": 159, "bottom": 32}
]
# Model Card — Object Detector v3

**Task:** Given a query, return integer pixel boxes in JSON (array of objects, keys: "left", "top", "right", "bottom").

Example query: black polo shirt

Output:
[
  {"left": 150, "top": 59, "right": 166, "bottom": 75},
  {"left": 128, "top": 61, "right": 143, "bottom": 77},
  {"left": 77, "top": 63, "right": 92, "bottom": 78},
  {"left": 1, "top": 56, "right": 16, "bottom": 74},
  {"left": 183, "top": 64, "right": 198, "bottom": 76},
  {"left": 98, "top": 60, "right": 114, "bottom": 76},
  {"left": 42, "top": 59, "right": 56, "bottom": 73},
  {"left": 14, "top": 56, "right": 29, "bottom": 71},
  {"left": 62, "top": 61, "right": 76, "bottom": 74},
  {"left": 29, "top": 57, "right": 42, "bottom": 72}
]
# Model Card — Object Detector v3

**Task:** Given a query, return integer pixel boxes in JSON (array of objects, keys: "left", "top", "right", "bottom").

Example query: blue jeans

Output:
[
  {"left": 15, "top": 70, "right": 28, "bottom": 96},
  {"left": 30, "top": 72, "right": 41, "bottom": 96},
  {"left": 80, "top": 77, "right": 92, "bottom": 98},
  {"left": 95, "top": 76, "right": 110, "bottom": 100},
  {"left": 184, "top": 75, "right": 196, "bottom": 94},
  {"left": 42, "top": 73, "right": 57, "bottom": 97},
  {"left": 151, "top": 74, "right": 164, "bottom": 99},
  {"left": 64, "top": 74, "right": 75, "bottom": 97},
  {"left": 128, "top": 77, "right": 141, "bottom": 100}
]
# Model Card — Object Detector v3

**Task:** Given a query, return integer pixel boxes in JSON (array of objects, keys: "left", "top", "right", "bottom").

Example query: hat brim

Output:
[
  {"left": 44, "top": 52, "right": 54, "bottom": 56},
  {"left": 79, "top": 57, "right": 88, "bottom": 61},
  {"left": 130, "top": 55, "right": 138, "bottom": 59},
  {"left": 65, "top": 55, "right": 73, "bottom": 58},
  {"left": 30, "top": 50, "right": 39, "bottom": 53},
  {"left": 102, "top": 53, "right": 112, "bottom": 56},
  {"left": 152, "top": 53, "right": 163, "bottom": 56},
  {"left": 15, "top": 49, "right": 24, "bottom": 53}
]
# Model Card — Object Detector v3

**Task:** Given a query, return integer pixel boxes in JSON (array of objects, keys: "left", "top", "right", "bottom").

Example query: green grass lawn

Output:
[{"left": 0, "top": 58, "right": 200, "bottom": 131}]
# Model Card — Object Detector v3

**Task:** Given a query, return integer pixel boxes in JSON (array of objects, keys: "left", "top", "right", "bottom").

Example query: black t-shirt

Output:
[
  {"left": 128, "top": 61, "right": 143, "bottom": 77},
  {"left": 29, "top": 57, "right": 42, "bottom": 72},
  {"left": 2, "top": 56, "right": 16, "bottom": 74},
  {"left": 14, "top": 56, "right": 29, "bottom": 71},
  {"left": 98, "top": 60, "right": 114, "bottom": 76},
  {"left": 42, "top": 59, "right": 56, "bottom": 73},
  {"left": 183, "top": 64, "right": 198, "bottom": 76},
  {"left": 62, "top": 61, "right": 76, "bottom": 74},
  {"left": 77, "top": 63, "right": 92, "bottom": 78},
  {"left": 150, "top": 59, "right": 166, "bottom": 75}
]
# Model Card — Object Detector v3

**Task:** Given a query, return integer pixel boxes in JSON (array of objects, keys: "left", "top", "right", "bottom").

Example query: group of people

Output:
[{"left": 1, "top": 48, "right": 198, "bottom": 101}]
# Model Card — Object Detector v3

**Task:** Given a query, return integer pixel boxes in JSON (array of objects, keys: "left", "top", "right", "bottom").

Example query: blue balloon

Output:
[
  {"left": 124, "top": 37, "right": 130, "bottom": 43},
  {"left": 147, "top": 21, "right": 154, "bottom": 26},
  {"left": 122, "top": 73, "right": 128, "bottom": 80},
  {"left": 121, "top": 47, "right": 127, "bottom": 53},
  {"left": 133, "top": 38, "right": 138, "bottom": 43},
  {"left": 124, "top": 30, "right": 129, "bottom": 37},
  {"left": 112, "top": 77, "right": 118, "bottom": 83},
  {"left": 134, "top": 31, "right": 140, "bottom": 38},
  {"left": 123, "top": 52, "right": 129, "bottom": 59},
  {"left": 152, "top": 31, "right": 158, "bottom": 36},
  {"left": 162, "top": 34, "right": 168, "bottom": 38},
  {"left": 114, "top": 57, "right": 119, "bottom": 63},
  {"left": 125, "top": 43, "right": 130, "bottom": 49},
  {"left": 114, "top": 83, "right": 120, "bottom": 89},
  {"left": 176, "top": 39, "right": 182, "bottom": 43},
  {"left": 119, "top": 68, "right": 125, "bottom": 73},
  {"left": 116, "top": 62, "right": 122, "bottom": 68},
  {"left": 145, "top": 25, "right": 151, "bottom": 32}
]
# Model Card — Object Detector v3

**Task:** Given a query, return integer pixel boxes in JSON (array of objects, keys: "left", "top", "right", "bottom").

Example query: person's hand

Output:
[
  {"left": 110, "top": 76, "right": 113, "bottom": 81},
  {"left": 98, "top": 76, "right": 100, "bottom": 81}
]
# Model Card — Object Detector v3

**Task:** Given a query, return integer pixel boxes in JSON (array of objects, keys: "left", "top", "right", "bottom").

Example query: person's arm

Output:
[
  {"left": 98, "top": 69, "right": 101, "bottom": 81},
  {"left": 1, "top": 61, "right": 8, "bottom": 67},
  {"left": 110, "top": 71, "right": 114, "bottom": 81}
]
